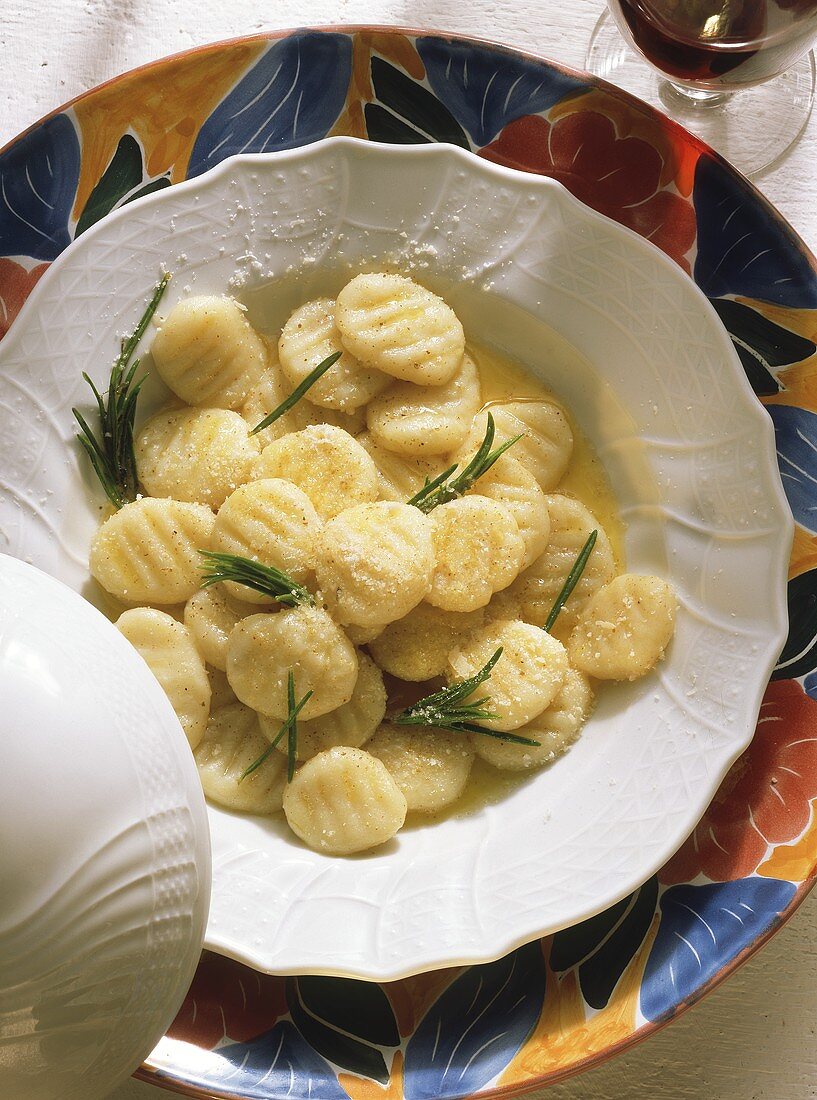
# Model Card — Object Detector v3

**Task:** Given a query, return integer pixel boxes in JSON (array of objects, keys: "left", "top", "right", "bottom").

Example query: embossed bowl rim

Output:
[{"left": 0, "top": 136, "right": 793, "bottom": 979}]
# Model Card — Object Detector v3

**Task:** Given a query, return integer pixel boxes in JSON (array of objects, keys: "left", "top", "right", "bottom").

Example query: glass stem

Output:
[{"left": 663, "top": 80, "right": 731, "bottom": 108}]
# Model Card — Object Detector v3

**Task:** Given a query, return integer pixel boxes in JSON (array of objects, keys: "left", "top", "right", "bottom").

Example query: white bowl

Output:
[
  {"left": 0, "top": 138, "right": 791, "bottom": 980},
  {"left": 0, "top": 555, "right": 210, "bottom": 1098}
]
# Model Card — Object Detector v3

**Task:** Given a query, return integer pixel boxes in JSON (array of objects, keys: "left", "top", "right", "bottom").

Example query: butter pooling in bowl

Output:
[{"left": 0, "top": 554, "right": 210, "bottom": 1100}]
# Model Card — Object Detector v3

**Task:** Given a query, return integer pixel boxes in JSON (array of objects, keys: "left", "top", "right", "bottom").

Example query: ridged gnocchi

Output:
[
  {"left": 135, "top": 406, "right": 259, "bottom": 508},
  {"left": 426, "top": 496, "right": 525, "bottom": 612},
  {"left": 211, "top": 478, "right": 321, "bottom": 605},
  {"left": 472, "top": 669, "right": 593, "bottom": 770},
  {"left": 503, "top": 495, "right": 616, "bottom": 637},
  {"left": 278, "top": 297, "right": 390, "bottom": 410},
  {"left": 116, "top": 607, "right": 210, "bottom": 748},
  {"left": 367, "top": 725, "right": 474, "bottom": 813},
  {"left": 568, "top": 574, "right": 677, "bottom": 681},
  {"left": 151, "top": 295, "right": 267, "bottom": 408},
  {"left": 255, "top": 424, "right": 380, "bottom": 521},
  {"left": 80, "top": 275, "right": 678, "bottom": 857},
  {"left": 448, "top": 618, "right": 569, "bottom": 732},
  {"left": 368, "top": 603, "right": 484, "bottom": 682},
  {"left": 90, "top": 497, "right": 215, "bottom": 604},
  {"left": 283, "top": 747, "right": 407, "bottom": 855},
  {"left": 259, "top": 653, "right": 386, "bottom": 760},
  {"left": 366, "top": 352, "right": 481, "bottom": 456},
  {"left": 226, "top": 606, "right": 358, "bottom": 720},
  {"left": 460, "top": 401, "right": 573, "bottom": 489},
  {"left": 336, "top": 273, "right": 465, "bottom": 385},
  {"left": 184, "top": 584, "right": 250, "bottom": 670},
  {"left": 195, "top": 702, "right": 286, "bottom": 814},
  {"left": 316, "top": 502, "right": 434, "bottom": 628}
]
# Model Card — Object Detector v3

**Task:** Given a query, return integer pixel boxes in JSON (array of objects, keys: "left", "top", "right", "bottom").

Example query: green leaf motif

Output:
[
  {"left": 75, "top": 134, "right": 171, "bottom": 237},
  {"left": 286, "top": 976, "right": 400, "bottom": 1084},
  {"left": 365, "top": 57, "right": 470, "bottom": 148}
]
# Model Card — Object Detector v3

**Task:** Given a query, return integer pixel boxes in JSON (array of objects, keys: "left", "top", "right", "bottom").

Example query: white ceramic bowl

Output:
[
  {"left": 0, "top": 554, "right": 210, "bottom": 1099},
  {"left": 0, "top": 138, "right": 791, "bottom": 980}
]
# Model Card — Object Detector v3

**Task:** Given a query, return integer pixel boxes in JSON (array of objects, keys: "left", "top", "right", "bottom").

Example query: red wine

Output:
[{"left": 609, "top": 0, "right": 817, "bottom": 88}]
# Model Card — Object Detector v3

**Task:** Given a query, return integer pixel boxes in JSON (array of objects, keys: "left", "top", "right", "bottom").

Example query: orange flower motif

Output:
[
  {"left": 480, "top": 110, "right": 697, "bottom": 273},
  {"left": 0, "top": 259, "right": 48, "bottom": 340},
  {"left": 661, "top": 679, "right": 817, "bottom": 884}
]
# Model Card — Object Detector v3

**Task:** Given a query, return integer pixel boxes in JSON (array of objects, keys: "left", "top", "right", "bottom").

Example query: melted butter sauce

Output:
[{"left": 401, "top": 340, "right": 626, "bottom": 828}]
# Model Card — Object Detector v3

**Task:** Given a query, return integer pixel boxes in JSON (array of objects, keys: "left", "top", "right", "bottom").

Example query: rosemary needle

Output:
[
  {"left": 240, "top": 672, "right": 312, "bottom": 781},
  {"left": 392, "top": 648, "right": 541, "bottom": 746},
  {"left": 72, "top": 273, "right": 170, "bottom": 508},
  {"left": 199, "top": 550, "right": 314, "bottom": 607},
  {"left": 544, "top": 530, "right": 598, "bottom": 632},
  {"left": 250, "top": 350, "right": 342, "bottom": 436},
  {"left": 407, "top": 413, "right": 522, "bottom": 513}
]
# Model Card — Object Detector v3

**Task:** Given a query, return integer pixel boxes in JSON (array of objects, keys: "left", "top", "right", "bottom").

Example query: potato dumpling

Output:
[
  {"left": 211, "top": 478, "right": 321, "bottom": 605},
  {"left": 366, "top": 352, "right": 481, "bottom": 457},
  {"left": 226, "top": 606, "right": 358, "bottom": 720},
  {"left": 568, "top": 574, "right": 677, "bottom": 681},
  {"left": 278, "top": 297, "right": 390, "bottom": 411},
  {"left": 255, "top": 424, "right": 379, "bottom": 521},
  {"left": 367, "top": 724, "right": 474, "bottom": 813},
  {"left": 426, "top": 496, "right": 525, "bottom": 613},
  {"left": 471, "top": 453, "right": 550, "bottom": 570},
  {"left": 357, "top": 431, "right": 452, "bottom": 502},
  {"left": 135, "top": 406, "right": 259, "bottom": 509},
  {"left": 368, "top": 603, "right": 484, "bottom": 682},
  {"left": 503, "top": 495, "right": 616, "bottom": 638},
  {"left": 117, "top": 607, "right": 210, "bottom": 748},
  {"left": 151, "top": 295, "right": 267, "bottom": 408},
  {"left": 316, "top": 501, "right": 434, "bottom": 628},
  {"left": 448, "top": 618, "right": 569, "bottom": 732},
  {"left": 194, "top": 702, "right": 286, "bottom": 814},
  {"left": 259, "top": 653, "right": 386, "bottom": 760},
  {"left": 90, "top": 497, "right": 215, "bottom": 605},
  {"left": 241, "top": 341, "right": 365, "bottom": 449},
  {"left": 472, "top": 668, "right": 593, "bottom": 770},
  {"left": 207, "top": 665, "right": 237, "bottom": 709},
  {"left": 461, "top": 401, "right": 573, "bottom": 489},
  {"left": 184, "top": 584, "right": 251, "bottom": 670},
  {"left": 336, "top": 273, "right": 465, "bottom": 386},
  {"left": 283, "top": 746, "right": 407, "bottom": 854},
  {"left": 345, "top": 622, "right": 386, "bottom": 646}
]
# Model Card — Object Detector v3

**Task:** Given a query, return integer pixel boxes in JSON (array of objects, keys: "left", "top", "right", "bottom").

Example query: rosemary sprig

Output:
[
  {"left": 72, "top": 273, "right": 170, "bottom": 508},
  {"left": 250, "top": 350, "right": 342, "bottom": 436},
  {"left": 544, "top": 530, "right": 598, "bottom": 632},
  {"left": 240, "top": 671, "right": 312, "bottom": 781},
  {"left": 407, "top": 413, "right": 522, "bottom": 513},
  {"left": 199, "top": 551, "right": 314, "bottom": 607},
  {"left": 391, "top": 648, "right": 541, "bottom": 746}
]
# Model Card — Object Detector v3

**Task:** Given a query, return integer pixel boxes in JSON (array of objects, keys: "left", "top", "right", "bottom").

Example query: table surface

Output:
[{"left": 5, "top": 2, "right": 815, "bottom": 1098}]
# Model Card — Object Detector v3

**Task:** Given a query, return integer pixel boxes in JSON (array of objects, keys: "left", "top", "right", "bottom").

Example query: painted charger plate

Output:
[{"left": 1, "top": 25, "right": 815, "bottom": 1099}]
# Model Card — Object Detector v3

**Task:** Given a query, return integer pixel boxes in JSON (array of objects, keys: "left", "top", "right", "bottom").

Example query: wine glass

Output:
[{"left": 586, "top": 0, "right": 817, "bottom": 177}]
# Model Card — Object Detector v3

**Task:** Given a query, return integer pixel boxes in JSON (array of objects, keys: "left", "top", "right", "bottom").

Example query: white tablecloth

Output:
[{"left": 5, "top": 3, "right": 815, "bottom": 1098}]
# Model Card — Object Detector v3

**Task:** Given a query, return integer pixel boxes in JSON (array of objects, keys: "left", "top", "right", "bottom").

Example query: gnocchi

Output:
[
  {"left": 116, "top": 607, "right": 210, "bottom": 748},
  {"left": 568, "top": 574, "right": 677, "bottom": 680},
  {"left": 336, "top": 273, "right": 465, "bottom": 385},
  {"left": 366, "top": 353, "right": 481, "bottom": 456},
  {"left": 255, "top": 424, "right": 380, "bottom": 521},
  {"left": 135, "top": 406, "right": 259, "bottom": 508},
  {"left": 195, "top": 702, "right": 286, "bottom": 814},
  {"left": 226, "top": 606, "right": 358, "bottom": 720},
  {"left": 316, "top": 501, "right": 434, "bottom": 628},
  {"left": 283, "top": 747, "right": 407, "bottom": 855},
  {"left": 278, "top": 297, "right": 390, "bottom": 410},
  {"left": 151, "top": 295, "right": 267, "bottom": 408},
  {"left": 82, "top": 272, "right": 678, "bottom": 857},
  {"left": 90, "top": 497, "right": 215, "bottom": 605},
  {"left": 367, "top": 725, "right": 474, "bottom": 813}
]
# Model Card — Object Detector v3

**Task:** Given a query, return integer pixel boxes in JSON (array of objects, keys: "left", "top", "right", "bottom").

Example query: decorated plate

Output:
[{"left": 1, "top": 25, "right": 815, "bottom": 1098}]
